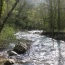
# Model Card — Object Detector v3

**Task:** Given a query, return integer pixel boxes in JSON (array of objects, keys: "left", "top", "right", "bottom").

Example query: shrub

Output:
[{"left": 0, "top": 26, "right": 16, "bottom": 41}]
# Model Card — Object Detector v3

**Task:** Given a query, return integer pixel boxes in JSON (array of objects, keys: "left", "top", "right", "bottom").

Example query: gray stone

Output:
[
  {"left": 13, "top": 42, "right": 28, "bottom": 54},
  {"left": 4, "top": 59, "right": 15, "bottom": 65},
  {"left": 7, "top": 50, "right": 18, "bottom": 56}
]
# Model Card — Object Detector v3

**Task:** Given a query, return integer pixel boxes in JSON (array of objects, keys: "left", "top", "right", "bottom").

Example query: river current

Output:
[{"left": 11, "top": 30, "right": 65, "bottom": 65}]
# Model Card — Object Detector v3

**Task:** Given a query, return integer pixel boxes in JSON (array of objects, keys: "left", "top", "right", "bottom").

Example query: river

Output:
[{"left": 1, "top": 30, "right": 65, "bottom": 65}]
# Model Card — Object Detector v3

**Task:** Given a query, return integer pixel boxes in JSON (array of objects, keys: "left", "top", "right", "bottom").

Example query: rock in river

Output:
[
  {"left": 13, "top": 42, "right": 28, "bottom": 54},
  {"left": 7, "top": 50, "right": 18, "bottom": 56},
  {"left": 4, "top": 59, "right": 15, "bottom": 65}
]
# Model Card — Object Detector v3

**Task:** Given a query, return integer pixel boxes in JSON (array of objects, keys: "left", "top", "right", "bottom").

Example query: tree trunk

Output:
[
  {"left": 57, "top": 0, "right": 61, "bottom": 31},
  {"left": 0, "top": 0, "right": 3, "bottom": 18},
  {"left": 48, "top": 0, "right": 54, "bottom": 33}
]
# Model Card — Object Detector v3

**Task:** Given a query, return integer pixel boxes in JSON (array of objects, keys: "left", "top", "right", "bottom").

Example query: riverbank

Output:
[{"left": 41, "top": 32, "right": 65, "bottom": 41}]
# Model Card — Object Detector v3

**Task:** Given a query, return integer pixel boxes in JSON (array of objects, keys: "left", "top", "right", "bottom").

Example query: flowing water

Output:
[
  {"left": 2, "top": 30, "right": 65, "bottom": 65},
  {"left": 13, "top": 30, "right": 65, "bottom": 65}
]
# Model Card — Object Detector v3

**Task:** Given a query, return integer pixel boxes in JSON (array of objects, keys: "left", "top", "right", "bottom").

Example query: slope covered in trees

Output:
[{"left": 0, "top": 0, "right": 65, "bottom": 41}]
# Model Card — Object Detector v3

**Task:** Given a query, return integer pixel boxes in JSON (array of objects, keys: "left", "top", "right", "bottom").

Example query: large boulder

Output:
[{"left": 13, "top": 42, "right": 28, "bottom": 54}]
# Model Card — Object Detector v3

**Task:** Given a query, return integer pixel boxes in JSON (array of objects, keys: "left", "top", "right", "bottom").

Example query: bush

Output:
[{"left": 0, "top": 26, "right": 16, "bottom": 41}]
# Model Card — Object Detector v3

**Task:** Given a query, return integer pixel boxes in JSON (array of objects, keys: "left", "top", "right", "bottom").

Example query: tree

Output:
[
  {"left": 14, "top": 1, "right": 26, "bottom": 29},
  {"left": 48, "top": 0, "right": 54, "bottom": 32},
  {"left": 0, "top": 0, "right": 3, "bottom": 18},
  {"left": 0, "top": 0, "right": 19, "bottom": 33},
  {"left": 57, "top": 0, "right": 61, "bottom": 31}
]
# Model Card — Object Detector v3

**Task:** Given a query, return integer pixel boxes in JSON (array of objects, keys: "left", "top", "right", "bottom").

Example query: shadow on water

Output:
[{"left": 57, "top": 40, "right": 64, "bottom": 65}]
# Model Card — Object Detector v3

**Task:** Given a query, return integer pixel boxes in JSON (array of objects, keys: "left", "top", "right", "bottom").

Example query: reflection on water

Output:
[{"left": 14, "top": 30, "right": 65, "bottom": 65}]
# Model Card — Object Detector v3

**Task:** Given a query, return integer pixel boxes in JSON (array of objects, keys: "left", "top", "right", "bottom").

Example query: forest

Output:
[
  {"left": 0, "top": 0, "right": 65, "bottom": 41},
  {"left": 0, "top": 0, "right": 65, "bottom": 65}
]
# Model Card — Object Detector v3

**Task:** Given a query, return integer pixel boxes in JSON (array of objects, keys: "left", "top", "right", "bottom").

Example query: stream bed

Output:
[{"left": 1, "top": 30, "right": 65, "bottom": 65}]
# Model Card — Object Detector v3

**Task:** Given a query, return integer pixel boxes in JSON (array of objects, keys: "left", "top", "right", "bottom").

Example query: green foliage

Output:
[
  {"left": 0, "top": 26, "right": 16, "bottom": 41},
  {"left": 1, "top": 0, "right": 65, "bottom": 35}
]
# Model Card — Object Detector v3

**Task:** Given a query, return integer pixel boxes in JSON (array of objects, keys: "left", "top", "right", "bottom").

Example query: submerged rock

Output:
[
  {"left": 44, "top": 63, "right": 50, "bottom": 65},
  {"left": 13, "top": 42, "right": 28, "bottom": 54}
]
